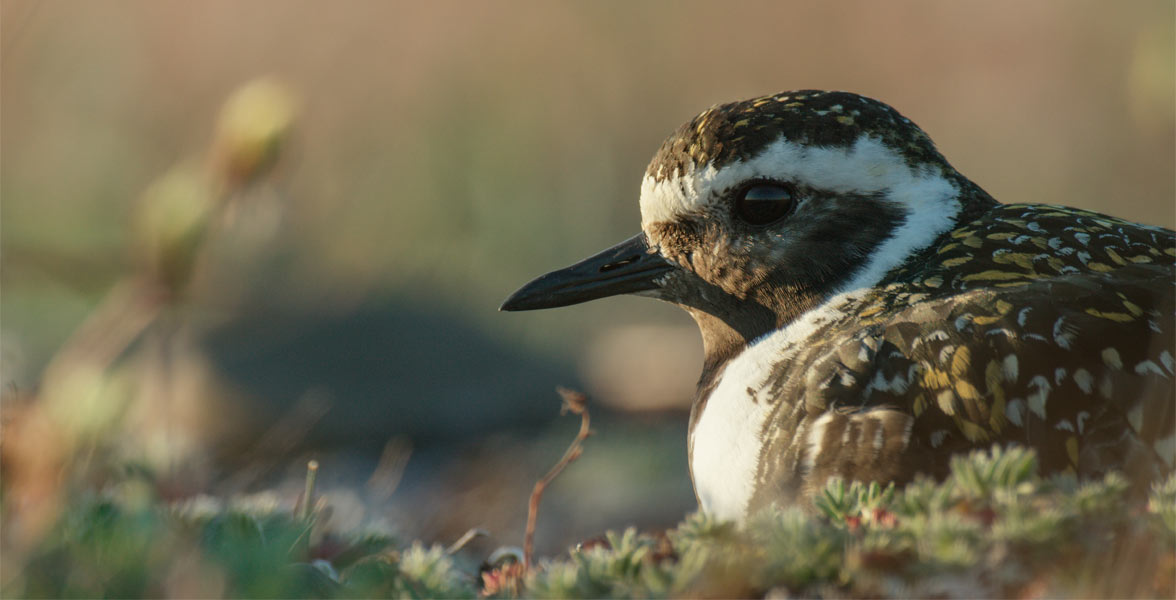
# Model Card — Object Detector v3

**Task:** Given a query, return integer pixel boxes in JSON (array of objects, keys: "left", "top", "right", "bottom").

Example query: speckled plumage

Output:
[
  {"left": 645, "top": 90, "right": 951, "bottom": 182},
  {"left": 503, "top": 89, "right": 1176, "bottom": 523},
  {"left": 740, "top": 203, "right": 1175, "bottom": 513}
]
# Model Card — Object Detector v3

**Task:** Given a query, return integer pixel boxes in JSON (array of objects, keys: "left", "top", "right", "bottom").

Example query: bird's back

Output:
[{"left": 719, "top": 203, "right": 1175, "bottom": 515}]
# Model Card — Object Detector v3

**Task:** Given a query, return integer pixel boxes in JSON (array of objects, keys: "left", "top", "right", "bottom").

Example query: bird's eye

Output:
[{"left": 734, "top": 183, "right": 795, "bottom": 225}]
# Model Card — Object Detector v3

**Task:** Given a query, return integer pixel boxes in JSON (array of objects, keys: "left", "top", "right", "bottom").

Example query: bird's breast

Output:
[
  {"left": 690, "top": 287, "right": 870, "bottom": 520},
  {"left": 690, "top": 367, "right": 776, "bottom": 522},
  {"left": 689, "top": 319, "right": 824, "bottom": 520}
]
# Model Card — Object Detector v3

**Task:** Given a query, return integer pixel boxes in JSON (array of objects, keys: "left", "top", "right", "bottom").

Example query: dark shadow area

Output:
[{"left": 202, "top": 297, "right": 581, "bottom": 448}]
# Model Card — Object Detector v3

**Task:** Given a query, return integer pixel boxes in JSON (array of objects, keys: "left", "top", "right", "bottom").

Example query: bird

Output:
[{"left": 500, "top": 90, "right": 1176, "bottom": 523}]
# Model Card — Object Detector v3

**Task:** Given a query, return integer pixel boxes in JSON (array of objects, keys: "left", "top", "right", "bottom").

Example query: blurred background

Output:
[{"left": 2, "top": 0, "right": 1173, "bottom": 562}]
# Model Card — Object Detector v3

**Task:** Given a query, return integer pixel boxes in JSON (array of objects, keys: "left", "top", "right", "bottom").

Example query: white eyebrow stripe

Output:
[{"left": 640, "top": 134, "right": 946, "bottom": 228}]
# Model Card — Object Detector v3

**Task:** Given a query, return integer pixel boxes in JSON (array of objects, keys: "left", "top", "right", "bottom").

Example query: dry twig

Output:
[
  {"left": 523, "top": 387, "right": 592, "bottom": 570},
  {"left": 446, "top": 527, "right": 490, "bottom": 555}
]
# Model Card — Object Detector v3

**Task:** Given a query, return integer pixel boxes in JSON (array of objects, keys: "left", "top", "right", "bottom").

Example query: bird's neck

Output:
[
  {"left": 684, "top": 298, "right": 781, "bottom": 393},
  {"left": 688, "top": 309, "right": 749, "bottom": 387}
]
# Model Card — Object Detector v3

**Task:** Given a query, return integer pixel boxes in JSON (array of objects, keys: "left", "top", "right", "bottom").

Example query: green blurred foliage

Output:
[{"left": 12, "top": 448, "right": 1170, "bottom": 599}]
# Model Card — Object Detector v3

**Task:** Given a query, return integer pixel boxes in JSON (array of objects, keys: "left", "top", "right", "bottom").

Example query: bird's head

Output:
[{"left": 502, "top": 91, "right": 992, "bottom": 365}]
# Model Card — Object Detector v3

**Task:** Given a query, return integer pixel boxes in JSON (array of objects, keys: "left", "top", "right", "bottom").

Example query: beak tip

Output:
[
  {"left": 498, "top": 290, "right": 532, "bottom": 312},
  {"left": 499, "top": 233, "right": 670, "bottom": 314}
]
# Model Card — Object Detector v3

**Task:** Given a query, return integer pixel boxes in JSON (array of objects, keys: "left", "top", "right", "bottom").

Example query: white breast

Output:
[
  {"left": 689, "top": 290, "right": 861, "bottom": 521},
  {"left": 690, "top": 367, "right": 775, "bottom": 522}
]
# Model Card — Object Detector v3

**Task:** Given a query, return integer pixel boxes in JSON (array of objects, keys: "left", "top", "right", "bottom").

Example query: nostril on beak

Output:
[{"left": 599, "top": 255, "right": 638, "bottom": 273}]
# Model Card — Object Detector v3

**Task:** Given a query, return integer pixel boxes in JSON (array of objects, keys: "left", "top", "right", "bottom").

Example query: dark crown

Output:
[{"left": 645, "top": 90, "right": 952, "bottom": 182}]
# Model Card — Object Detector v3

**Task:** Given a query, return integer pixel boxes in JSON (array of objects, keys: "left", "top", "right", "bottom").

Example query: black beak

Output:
[{"left": 500, "top": 233, "right": 675, "bottom": 311}]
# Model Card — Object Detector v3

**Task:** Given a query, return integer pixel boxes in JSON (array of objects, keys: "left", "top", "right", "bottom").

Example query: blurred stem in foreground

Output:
[
  {"left": 1, "top": 77, "right": 298, "bottom": 556},
  {"left": 298, "top": 460, "right": 320, "bottom": 522}
]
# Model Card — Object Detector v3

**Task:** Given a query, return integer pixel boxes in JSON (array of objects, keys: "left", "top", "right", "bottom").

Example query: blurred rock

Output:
[{"left": 201, "top": 298, "right": 581, "bottom": 452}]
